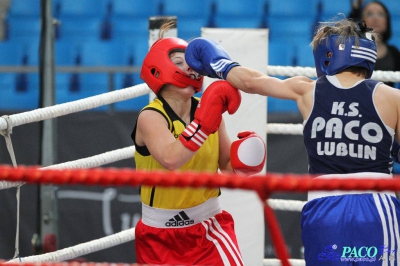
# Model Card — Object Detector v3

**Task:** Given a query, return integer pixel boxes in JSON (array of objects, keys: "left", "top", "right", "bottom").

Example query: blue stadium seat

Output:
[
  {"left": 295, "top": 42, "right": 315, "bottom": 67},
  {"left": 268, "top": 0, "right": 318, "bottom": 18},
  {"left": 160, "top": 0, "right": 213, "bottom": 38},
  {"left": 55, "top": 40, "right": 139, "bottom": 112},
  {"left": 267, "top": 40, "right": 300, "bottom": 113},
  {"left": 113, "top": 73, "right": 149, "bottom": 111},
  {"left": 110, "top": 17, "right": 148, "bottom": 42},
  {"left": 58, "top": 17, "right": 102, "bottom": 42},
  {"left": 214, "top": 17, "right": 263, "bottom": 28},
  {"left": 215, "top": 0, "right": 264, "bottom": 17},
  {"left": 55, "top": 73, "right": 109, "bottom": 111},
  {"left": 6, "top": 16, "right": 41, "bottom": 42},
  {"left": 268, "top": 41, "right": 295, "bottom": 66},
  {"left": 73, "top": 40, "right": 137, "bottom": 68},
  {"left": 177, "top": 18, "right": 207, "bottom": 40},
  {"left": 162, "top": 0, "right": 213, "bottom": 20},
  {"left": 55, "top": 40, "right": 136, "bottom": 112},
  {"left": 133, "top": 36, "right": 150, "bottom": 67},
  {"left": 79, "top": 41, "right": 125, "bottom": 66},
  {"left": 269, "top": 50, "right": 298, "bottom": 112},
  {"left": 0, "top": 73, "right": 40, "bottom": 110},
  {"left": 111, "top": 0, "right": 160, "bottom": 18},
  {"left": 319, "top": 0, "right": 351, "bottom": 21},
  {"left": 0, "top": 41, "right": 24, "bottom": 65},
  {"left": 268, "top": 17, "right": 316, "bottom": 45},
  {"left": 8, "top": 0, "right": 41, "bottom": 17},
  {"left": 22, "top": 43, "right": 39, "bottom": 66},
  {"left": 80, "top": 73, "right": 109, "bottom": 92},
  {"left": 0, "top": 40, "right": 39, "bottom": 66},
  {"left": 57, "top": 0, "right": 109, "bottom": 17},
  {"left": 54, "top": 40, "right": 82, "bottom": 66},
  {"left": 213, "top": 0, "right": 265, "bottom": 28}
]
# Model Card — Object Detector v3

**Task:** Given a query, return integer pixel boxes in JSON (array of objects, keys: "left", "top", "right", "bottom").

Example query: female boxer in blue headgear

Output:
[{"left": 185, "top": 18, "right": 400, "bottom": 264}]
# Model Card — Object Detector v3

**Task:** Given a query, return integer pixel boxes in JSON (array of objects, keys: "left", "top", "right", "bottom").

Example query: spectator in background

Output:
[{"left": 349, "top": 0, "right": 400, "bottom": 87}]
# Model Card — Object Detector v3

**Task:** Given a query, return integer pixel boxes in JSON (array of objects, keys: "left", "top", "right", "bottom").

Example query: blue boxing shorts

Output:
[{"left": 301, "top": 192, "right": 400, "bottom": 265}]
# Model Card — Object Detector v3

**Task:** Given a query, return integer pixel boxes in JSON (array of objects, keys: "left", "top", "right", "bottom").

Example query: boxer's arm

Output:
[{"left": 185, "top": 37, "right": 313, "bottom": 102}]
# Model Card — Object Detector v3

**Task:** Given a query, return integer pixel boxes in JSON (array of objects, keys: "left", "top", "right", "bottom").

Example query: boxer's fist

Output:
[
  {"left": 179, "top": 81, "right": 241, "bottom": 151},
  {"left": 185, "top": 37, "right": 240, "bottom": 79},
  {"left": 231, "top": 131, "right": 266, "bottom": 175}
]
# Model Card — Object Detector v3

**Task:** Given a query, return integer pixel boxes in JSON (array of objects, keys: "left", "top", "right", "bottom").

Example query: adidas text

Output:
[{"left": 165, "top": 219, "right": 194, "bottom": 227}]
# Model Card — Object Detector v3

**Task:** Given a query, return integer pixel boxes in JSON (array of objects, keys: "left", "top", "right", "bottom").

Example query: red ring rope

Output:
[
  {"left": 2, "top": 164, "right": 400, "bottom": 265},
  {"left": 1, "top": 165, "right": 399, "bottom": 192}
]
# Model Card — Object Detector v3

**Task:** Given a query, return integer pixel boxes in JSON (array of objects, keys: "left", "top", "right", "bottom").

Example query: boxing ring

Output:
[{"left": 1, "top": 63, "right": 400, "bottom": 266}]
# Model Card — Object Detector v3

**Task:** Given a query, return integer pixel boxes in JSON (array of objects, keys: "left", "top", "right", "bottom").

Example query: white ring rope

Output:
[
  {"left": 0, "top": 146, "right": 136, "bottom": 189},
  {"left": 262, "top": 259, "right": 305, "bottom": 266},
  {"left": 371, "top": 70, "right": 400, "bottom": 82},
  {"left": 266, "top": 65, "right": 400, "bottom": 82},
  {"left": 267, "top": 66, "right": 318, "bottom": 78},
  {"left": 2, "top": 66, "right": 399, "bottom": 131},
  {"left": 2, "top": 66, "right": 399, "bottom": 265},
  {"left": 266, "top": 123, "right": 303, "bottom": 135},
  {"left": 267, "top": 199, "right": 305, "bottom": 212},
  {"left": 41, "top": 146, "right": 136, "bottom": 170},
  {"left": 6, "top": 228, "right": 136, "bottom": 263},
  {"left": 0, "top": 84, "right": 151, "bottom": 131}
]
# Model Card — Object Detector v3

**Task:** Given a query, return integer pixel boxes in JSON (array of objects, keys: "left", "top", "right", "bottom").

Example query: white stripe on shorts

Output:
[
  {"left": 201, "top": 217, "right": 244, "bottom": 266},
  {"left": 373, "top": 193, "right": 399, "bottom": 266},
  {"left": 387, "top": 195, "right": 400, "bottom": 264}
]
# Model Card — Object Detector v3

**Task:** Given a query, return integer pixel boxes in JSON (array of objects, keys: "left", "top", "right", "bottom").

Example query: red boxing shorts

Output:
[{"left": 135, "top": 199, "right": 244, "bottom": 265}]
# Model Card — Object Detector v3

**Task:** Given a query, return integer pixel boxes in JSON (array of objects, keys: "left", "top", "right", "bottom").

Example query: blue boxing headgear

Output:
[{"left": 313, "top": 21, "right": 377, "bottom": 78}]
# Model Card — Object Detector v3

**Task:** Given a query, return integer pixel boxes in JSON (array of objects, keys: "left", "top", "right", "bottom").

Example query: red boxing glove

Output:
[
  {"left": 180, "top": 81, "right": 241, "bottom": 151},
  {"left": 231, "top": 131, "right": 266, "bottom": 175}
]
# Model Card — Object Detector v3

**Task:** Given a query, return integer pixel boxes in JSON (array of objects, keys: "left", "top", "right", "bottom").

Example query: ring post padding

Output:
[{"left": 201, "top": 27, "right": 269, "bottom": 266}]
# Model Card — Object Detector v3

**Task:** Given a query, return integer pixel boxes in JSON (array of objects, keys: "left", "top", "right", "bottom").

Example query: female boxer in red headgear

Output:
[{"left": 131, "top": 20, "right": 265, "bottom": 265}]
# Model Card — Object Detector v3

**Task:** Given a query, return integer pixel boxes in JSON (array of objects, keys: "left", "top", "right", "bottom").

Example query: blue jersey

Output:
[{"left": 303, "top": 75, "right": 395, "bottom": 175}]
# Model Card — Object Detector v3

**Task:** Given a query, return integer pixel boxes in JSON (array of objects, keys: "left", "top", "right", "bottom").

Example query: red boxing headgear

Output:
[{"left": 140, "top": 37, "right": 204, "bottom": 94}]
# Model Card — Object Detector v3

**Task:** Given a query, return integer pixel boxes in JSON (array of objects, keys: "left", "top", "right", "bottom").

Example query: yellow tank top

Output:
[{"left": 132, "top": 96, "right": 220, "bottom": 209}]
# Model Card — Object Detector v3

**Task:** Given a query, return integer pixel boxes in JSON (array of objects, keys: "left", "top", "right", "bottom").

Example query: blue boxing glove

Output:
[
  {"left": 392, "top": 141, "right": 400, "bottom": 164},
  {"left": 185, "top": 37, "right": 240, "bottom": 80}
]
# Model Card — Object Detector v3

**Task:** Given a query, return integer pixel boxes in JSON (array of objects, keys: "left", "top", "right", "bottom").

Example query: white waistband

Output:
[
  {"left": 307, "top": 172, "right": 396, "bottom": 201},
  {"left": 141, "top": 197, "right": 222, "bottom": 228}
]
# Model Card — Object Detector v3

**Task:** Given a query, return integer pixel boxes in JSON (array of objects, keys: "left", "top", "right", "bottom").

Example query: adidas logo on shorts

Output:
[{"left": 165, "top": 211, "right": 195, "bottom": 227}]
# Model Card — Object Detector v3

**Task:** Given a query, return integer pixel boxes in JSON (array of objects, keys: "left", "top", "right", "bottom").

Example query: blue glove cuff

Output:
[
  {"left": 210, "top": 59, "right": 240, "bottom": 79},
  {"left": 222, "top": 62, "right": 240, "bottom": 79}
]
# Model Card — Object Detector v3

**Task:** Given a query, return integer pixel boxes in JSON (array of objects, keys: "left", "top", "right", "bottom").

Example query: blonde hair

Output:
[
  {"left": 311, "top": 19, "right": 378, "bottom": 50},
  {"left": 158, "top": 19, "right": 176, "bottom": 39}
]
